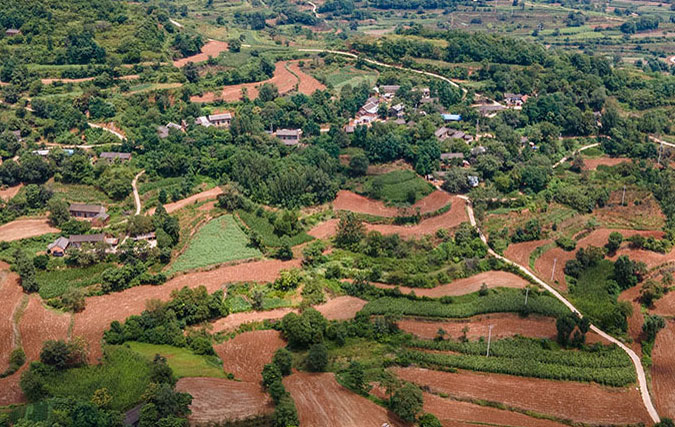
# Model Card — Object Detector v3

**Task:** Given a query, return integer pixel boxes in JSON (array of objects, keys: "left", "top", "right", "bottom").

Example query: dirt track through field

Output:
[
  {"left": 173, "top": 40, "right": 229, "bottom": 68},
  {"left": 0, "top": 218, "right": 58, "bottom": 242},
  {"left": 214, "top": 330, "right": 285, "bottom": 383},
  {"left": 73, "top": 258, "right": 300, "bottom": 362},
  {"left": 373, "top": 271, "right": 528, "bottom": 297},
  {"left": 190, "top": 60, "right": 324, "bottom": 103},
  {"left": 176, "top": 377, "right": 274, "bottom": 424},
  {"left": 333, "top": 190, "right": 452, "bottom": 217},
  {"left": 394, "top": 367, "right": 652, "bottom": 425},
  {"left": 147, "top": 187, "right": 223, "bottom": 215},
  {"left": 284, "top": 372, "right": 408, "bottom": 427},
  {"left": 652, "top": 320, "right": 675, "bottom": 418},
  {"left": 422, "top": 392, "right": 567, "bottom": 427}
]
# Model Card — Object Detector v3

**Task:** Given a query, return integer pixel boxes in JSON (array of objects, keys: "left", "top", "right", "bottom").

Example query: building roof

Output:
[
  {"left": 471, "top": 146, "right": 487, "bottom": 156},
  {"left": 380, "top": 85, "right": 400, "bottom": 94},
  {"left": 5, "top": 29, "right": 20, "bottom": 35},
  {"left": 195, "top": 116, "right": 212, "bottom": 127},
  {"left": 440, "top": 152, "right": 464, "bottom": 160},
  {"left": 276, "top": 129, "right": 302, "bottom": 137},
  {"left": 100, "top": 152, "right": 132, "bottom": 160},
  {"left": 442, "top": 114, "right": 462, "bottom": 121},
  {"left": 47, "top": 237, "right": 70, "bottom": 251},
  {"left": 208, "top": 113, "right": 232, "bottom": 121},
  {"left": 166, "top": 122, "right": 182, "bottom": 130},
  {"left": 69, "top": 203, "right": 106, "bottom": 214},
  {"left": 361, "top": 101, "right": 379, "bottom": 115},
  {"left": 157, "top": 126, "right": 169, "bottom": 139},
  {"left": 434, "top": 127, "right": 448, "bottom": 138},
  {"left": 391, "top": 103, "right": 405, "bottom": 112},
  {"left": 69, "top": 233, "right": 105, "bottom": 244}
]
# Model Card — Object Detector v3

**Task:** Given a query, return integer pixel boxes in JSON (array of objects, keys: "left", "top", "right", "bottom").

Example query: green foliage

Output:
[
  {"left": 280, "top": 308, "right": 328, "bottom": 349},
  {"left": 36, "top": 262, "right": 113, "bottom": 299},
  {"left": 39, "top": 339, "right": 87, "bottom": 371},
  {"left": 0, "top": 348, "right": 26, "bottom": 378},
  {"left": 363, "top": 170, "right": 433, "bottom": 205},
  {"left": 334, "top": 212, "right": 366, "bottom": 250},
  {"left": 555, "top": 236, "right": 576, "bottom": 251},
  {"left": 419, "top": 413, "right": 442, "bottom": 427},
  {"left": 643, "top": 315, "right": 666, "bottom": 343},
  {"left": 262, "top": 363, "right": 283, "bottom": 389},
  {"left": 389, "top": 383, "right": 423, "bottom": 423},
  {"left": 14, "top": 248, "right": 38, "bottom": 292},
  {"left": 273, "top": 397, "right": 299, "bottom": 427},
  {"left": 169, "top": 215, "right": 261, "bottom": 273},
  {"left": 127, "top": 343, "right": 227, "bottom": 379},
  {"left": 273, "top": 348, "right": 293, "bottom": 376},
  {"left": 236, "top": 209, "right": 313, "bottom": 247},
  {"left": 605, "top": 231, "right": 623, "bottom": 254},
  {"left": 306, "top": 343, "right": 329, "bottom": 372}
]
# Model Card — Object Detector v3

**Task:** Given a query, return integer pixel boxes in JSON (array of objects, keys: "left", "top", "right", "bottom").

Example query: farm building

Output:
[
  {"left": 69, "top": 203, "right": 109, "bottom": 226},
  {"left": 157, "top": 122, "right": 183, "bottom": 139},
  {"left": 208, "top": 112, "right": 233, "bottom": 127},
  {"left": 194, "top": 116, "right": 212, "bottom": 127},
  {"left": 275, "top": 129, "right": 303, "bottom": 146},
  {"left": 99, "top": 152, "right": 132, "bottom": 162},
  {"left": 5, "top": 29, "right": 20, "bottom": 37},
  {"left": 47, "top": 233, "right": 117, "bottom": 256},
  {"left": 442, "top": 114, "right": 462, "bottom": 122}
]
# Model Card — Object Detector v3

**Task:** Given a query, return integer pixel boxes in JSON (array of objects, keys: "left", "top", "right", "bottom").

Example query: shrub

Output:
[
  {"left": 307, "top": 343, "right": 328, "bottom": 372},
  {"left": 555, "top": 237, "right": 576, "bottom": 251},
  {"left": 390, "top": 383, "right": 423, "bottom": 423},
  {"left": 272, "top": 348, "right": 293, "bottom": 376}
]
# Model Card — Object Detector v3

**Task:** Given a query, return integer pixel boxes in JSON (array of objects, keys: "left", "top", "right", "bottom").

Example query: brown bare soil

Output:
[
  {"left": 191, "top": 61, "right": 321, "bottom": 103},
  {"left": 582, "top": 156, "right": 631, "bottom": 170},
  {"left": 286, "top": 61, "right": 326, "bottom": 94},
  {"left": 0, "top": 184, "right": 22, "bottom": 201},
  {"left": 504, "top": 239, "right": 551, "bottom": 268},
  {"left": 173, "top": 40, "right": 229, "bottom": 68},
  {"left": 373, "top": 271, "right": 528, "bottom": 297},
  {"left": 333, "top": 190, "right": 452, "bottom": 217},
  {"left": 176, "top": 377, "right": 274, "bottom": 424},
  {"left": 0, "top": 368, "right": 26, "bottom": 406},
  {"left": 422, "top": 392, "right": 567, "bottom": 427},
  {"left": 284, "top": 372, "right": 409, "bottom": 427},
  {"left": 0, "top": 264, "right": 24, "bottom": 372},
  {"left": 619, "top": 285, "right": 644, "bottom": 353},
  {"left": 653, "top": 290, "right": 675, "bottom": 316},
  {"left": 307, "top": 218, "right": 338, "bottom": 239},
  {"left": 651, "top": 320, "right": 675, "bottom": 419},
  {"left": 613, "top": 245, "right": 675, "bottom": 270},
  {"left": 211, "top": 308, "right": 296, "bottom": 333},
  {"left": 73, "top": 258, "right": 300, "bottom": 362},
  {"left": 19, "top": 296, "right": 71, "bottom": 362},
  {"left": 366, "top": 197, "right": 468, "bottom": 238},
  {"left": 214, "top": 330, "right": 285, "bottom": 382},
  {"left": 0, "top": 218, "right": 59, "bottom": 242},
  {"left": 314, "top": 296, "right": 367, "bottom": 320},
  {"left": 147, "top": 187, "right": 223, "bottom": 215},
  {"left": 595, "top": 190, "right": 666, "bottom": 230},
  {"left": 535, "top": 229, "right": 663, "bottom": 288},
  {"left": 394, "top": 367, "right": 651, "bottom": 425}
]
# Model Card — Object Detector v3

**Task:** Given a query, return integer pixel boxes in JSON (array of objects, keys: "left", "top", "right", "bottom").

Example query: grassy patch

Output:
[
  {"left": 36, "top": 263, "right": 114, "bottom": 299},
  {"left": 357, "top": 170, "right": 434, "bottom": 206},
  {"left": 44, "top": 346, "right": 151, "bottom": 411},
  {"left": 236, "top": 210, "right": 313, "bottom": 247},
  {"left": 168, "top": 214, "right": 261, "bottom": 274},
  {"left": 126, "top": 342, "right": 229, "bottom": 379},
  {"left": 0, "top": 234, "right": 58, "bottom": 262}
]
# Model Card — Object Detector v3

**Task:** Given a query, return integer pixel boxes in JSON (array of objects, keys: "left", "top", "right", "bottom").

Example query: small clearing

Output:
[
  {"left": 0, "top": 218, "right": 58, "bottom": 242},
  {"left": 147, "top": 186, "right": 223, "bottom": 215},
  {"left": 173, "top": 40, "right": 229, "bottom": 67},
  {"left": 214, "top": 330, "right": 285, "bottom": 382}
]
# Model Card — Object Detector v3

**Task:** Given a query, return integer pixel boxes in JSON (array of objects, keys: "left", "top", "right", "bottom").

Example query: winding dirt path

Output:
[
  {"left": 147, "top": 186, "right": 223, "bottom": 215},
  {"left": 131, "top": 170, "right": 145, "bottom": 215}
]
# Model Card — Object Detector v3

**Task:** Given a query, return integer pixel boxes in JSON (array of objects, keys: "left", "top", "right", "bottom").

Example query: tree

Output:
[
  {"left": 48, "top": 199, "right": 71, "bottom": 226},
  {"left": 228, "top": 38, "right": 242, "bottom": 52},
  {"left": 14, "top": 249, "right": 38, "bottom": 292},
  {"left": 150, "top": 355, "right": 177, "bottom": 386},
  {"left": 556, "top": 313, "right": 578, "bottom": 347},
  {"left": 605, "top": 232, "right": 623, "bottom": 254},
  {"left": 419, "top": 413, "right": 443, "bottom": 427},
  {"left": 642, "top": 315, "right": 666, "bottom": 342},
  {"left": 262, "top": 363, "right": 282, "bottom": 388},
  {"left": 349, "top": 154, "right": 369, "bottom": 176},
  {"left": 390, "top": 383, "right": 423, "bottom": 422},
  {"left": 272, "top": 348, "right": 293, "bottom": 376},
  {"left": 334, "top": 212, "right": 365, "bottom": 249},
  {"left": 307, "top": 343, "right": 328, "bottom": 372},
  {"left": 344, "top": 361, "right": 368, "bottom": 395},
  {"left": 274, "top": 397, "right": 299, "bottom": 427},
  {"left": 258, "top": 83, "right": 279, "bottom": 102},
  {"left": 614, "top": 255, "right": 638, "bottom": 290}
]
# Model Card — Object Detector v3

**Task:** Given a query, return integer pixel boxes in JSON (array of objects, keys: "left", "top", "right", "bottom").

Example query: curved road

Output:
[
  {"left": 553, "top": 142, "right": 600, "bottom": 168},
  {"left": 87, "top": 123, "right": 126, "bottom": 141},
  {"left": 458, "top": 195, "right": 661, "bottom": 423},
  {"left": 131, "top": 170, "right": 145, "bottom": 215},
  {"left": 298, "top": 48, "right": 468, "bottom": 98}
]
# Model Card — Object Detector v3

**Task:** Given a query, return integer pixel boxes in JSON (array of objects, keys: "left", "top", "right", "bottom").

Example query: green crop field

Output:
[
  {"left": 127, "top": 342, "right": 229, "bottom": 378},
  {"left": 361, "top": 170, "right": 434, "bottom": 206},
  {"left": 37, "top": 263, "right": 115, "bottom": 299},
  {"left": 168, "top": 214, "right": 261, "bottom": 273},
  {"left": 236, "top": 210, "right": 314, "bottom": 247}
]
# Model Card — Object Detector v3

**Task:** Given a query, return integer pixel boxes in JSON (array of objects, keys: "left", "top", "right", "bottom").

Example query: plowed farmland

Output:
[
  {"left": 0, "top": 184, "right": 22, "bottom": 201},
  {"left": 210, "top": 307, "right": 295, "bottom": 333},
  {"left": 214, "top": 330, "right": 285, "bottom": 382},
  {"left": 333, "top": 190, "right": 451, "bottom": 216},
  {"left": 19, "top": 296, "right": 70, "bottom": 361},
  {"left": 0, "top": 218, "right": 58, "bottom": 242},
  {"left": 314, "top": 296, "right": 367, "bottom": 320},
  {"left": 393, "top": 367, "right": 651, "bottom": 425},
  {"left": 283, "top": 372, "right": 408, "bottom": 427},
  {"left": 307, "top": 218, "right": 338, "bottom": 239},
  {"left": 582, "top": 156, "right": 631, "bottom": 170},
  {"left": 176, "top": 377, "right": 274, "bottom": 424},
  {"left": 146, "top": 187, "right": 223, "bottom": 215},
  {"left": 504, "top": 239, "right": 551, "bottom": 268},
  {"left": 173, "top": 40, "right": 229, "bottom": 67},
  {"left": 0, "top": 264, "right": 23, "bottom": 372},
  {"left": 372, "top": 271, "right": 528, "bottom": 297},
  {"left": 651, "top": 320, "right": 675, "bottom": 418}
]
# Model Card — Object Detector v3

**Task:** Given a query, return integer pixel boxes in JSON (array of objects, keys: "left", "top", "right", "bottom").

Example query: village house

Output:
[
  {"left": 503, "top": 93, "right": 528, "bottom": 107},
  {"left": 275, "top": 129, "right": 303, "bottom": 146},
  {"left": 477, "top": 104, "right": 506, "bottom": 117},
  {"left": 435, "top": 127, "right": 473, "bottom": 143},
  {"left": 5, "top": 29, "right": 20, "bottom": 37},
  {"left": 195, "top": 116, "right": 212, "bottom": 127},
  {"left": 133, "top": 232, "right": 158, "bottom": 248},
  {"left": 47, "top": 233, "right": 117, "bottom": 256},
  {"left": 69, "top": 203, "right": 109, "bottom": 226},
  {"left": 442, "top": 114, "right": 462, "bottom": 122},
  {"left": 389, "top": 103, "right": 405, "bottom": 119},
  {"left": 208, "top": 112, "right": 233, "bottom": 127},
  {"left": 157, "top": 122, "right": 184, "bottom": 139},
  {"left": 100, "top": 152, "right": 132, "bottom": 162},
  {"left": 32, "top": 148, "right": 74, "bottom": 157},
  {"left": 379, "top": 85, "right": 400, "bottom": 99}
]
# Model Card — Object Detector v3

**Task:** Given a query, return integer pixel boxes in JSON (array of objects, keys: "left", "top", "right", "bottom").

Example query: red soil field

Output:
[
  {"left": 173, "top": 40, "right": 229, "bottom": 68},
  {"left": 613, "top": 244, "right": 675, "bottom": 270},
  {"left": 503, "top": 239, "right": 551, "bottom": 268},
  {"left": 314, "top": 296, "right": 367, "bottom": 320},
  {"left": 286, "top": 61, "right": 326, "bottom": 94},
  {"left": 191, "top": 60, "right": 323, "bottom": 103},
  {"left": 284, "top": 372, "right": 408, "bottom": 427},
  {"left": 535, "top": 229, "right": 663, "bottom": 288},
  {"left": 0, "top": 368, "right": 25, "bottom": 406},
  {"left": 73, "top": 258, "right": 300, "bottom": 362},
  {"left": 653, "top": 290, "right": 675, "bottom": 316},
  {"left": 333, "top": 190, "right": 452, "bottom": 217},
  {"left": 582, "top": 157, "right": 631, "bottom": 170},
  {"left": 366, "top": 197, "right": 468, "bottom": 238},
  {"left": 19, "top": 296, "right": 71, "bottom": 362},
  {"left": 0, "top": 184, "right": 22, "bottom": 201},
  {"left": 373, "top": 271, "right": 528, "bottom": 297},
  {"left": 0, "top": 218, "right": 58, "bottom": 242},
  {"left": 393, "top": 367, "right": 651, "bottom": 425},
  {"left": 307, "top": 218, "right": 338, "bottom": 239},
  {"left": 147, "top": 186, "right": 223, "bottom": 215},
  {"left": 176, "top": 377, "right": 274, "bottom": 424},
  {"left": 210, "top": 307, "right": 295, "bottom": 333},
  {"left": 651, "top": 320, "right": 675, "bottom": 418},
  {"left": 398, "top": 314, "right": 607, "bottom": 344},
  {"left": 422, "top": 392, "right": 567, "bottom": 427},
  {"left": 214, "top": 330, "right": 285, "bottom": 382},
  {"left": 619, "top": 286, "right": 645, "bottom": 353},
  {"left": 0, "top": 264, "right": 24, "bottom": 372}
]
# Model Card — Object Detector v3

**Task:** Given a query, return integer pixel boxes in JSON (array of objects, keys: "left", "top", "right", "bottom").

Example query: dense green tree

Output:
[{"left": 390, "top": 383, "right": 423, "bottom": 423}]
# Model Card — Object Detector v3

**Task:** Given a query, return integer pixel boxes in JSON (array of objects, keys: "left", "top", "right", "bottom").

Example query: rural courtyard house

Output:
[
  {"left": 275, "top": 129, "right": 303, "bottom": 146},
  {"left": 69, "top": 203, "right": 109, "bottom": 226},
  {"left": 47, "top": 233, "right": 117, "bottom": 256},
  {"left": 99, "top": 152, "right": 132, "bottom": 162},
  {"left": 157, "top": 122, "right": 184, "bottom": 139},
  {"left": 379, "top": 85, "right": 400, "bottom": 99},
  {"left": 5, "top": 29, "right": 20, "bottom": 37},
  {"left": 195, "top": 116, "right": 212, "bottom": 127},
  {"left": 208, "top": 112, "right": 233, "bottom": 127},
  {"left": 503, "top": 93, "right": 528, "bottom": 107}
]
